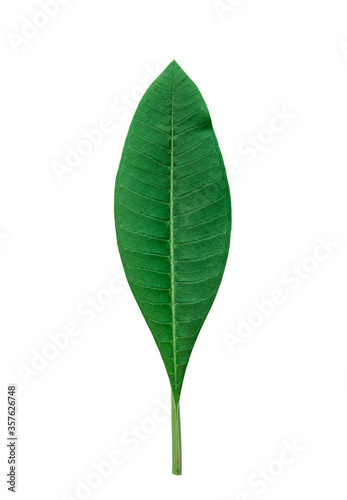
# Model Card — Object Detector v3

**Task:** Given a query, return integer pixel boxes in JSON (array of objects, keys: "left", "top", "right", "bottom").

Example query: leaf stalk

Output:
[{"left": 171, "top": 392, "right": 182, "bottom": 475}]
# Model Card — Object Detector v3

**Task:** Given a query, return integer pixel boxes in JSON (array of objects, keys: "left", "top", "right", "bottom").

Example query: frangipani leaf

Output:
[{"left": 114, "top": 60, "right": 231, "bottom": 474}]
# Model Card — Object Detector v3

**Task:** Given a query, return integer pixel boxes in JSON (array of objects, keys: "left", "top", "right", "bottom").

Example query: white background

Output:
[{"left": 1, "top": 1, "right": 347, "bottom": 499}]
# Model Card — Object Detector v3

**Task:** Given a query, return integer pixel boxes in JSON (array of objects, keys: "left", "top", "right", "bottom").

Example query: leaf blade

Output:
[{"left": 114, "top": 61, "right": 231, "bottom": 403}]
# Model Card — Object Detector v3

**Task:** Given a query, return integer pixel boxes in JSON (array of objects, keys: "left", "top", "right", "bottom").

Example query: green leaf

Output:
[{"left": 114, "top": 60, "right": 231, "bottom": 474}]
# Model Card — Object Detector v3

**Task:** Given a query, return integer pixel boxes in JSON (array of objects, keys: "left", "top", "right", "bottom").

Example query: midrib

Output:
[{"left": 170, "top": 63, "right": 177, "bottom": 398}]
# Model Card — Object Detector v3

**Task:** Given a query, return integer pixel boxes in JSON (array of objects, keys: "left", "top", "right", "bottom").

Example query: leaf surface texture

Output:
[{"left": 114, "top": 61, "right": 231, "bottom": 403}]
